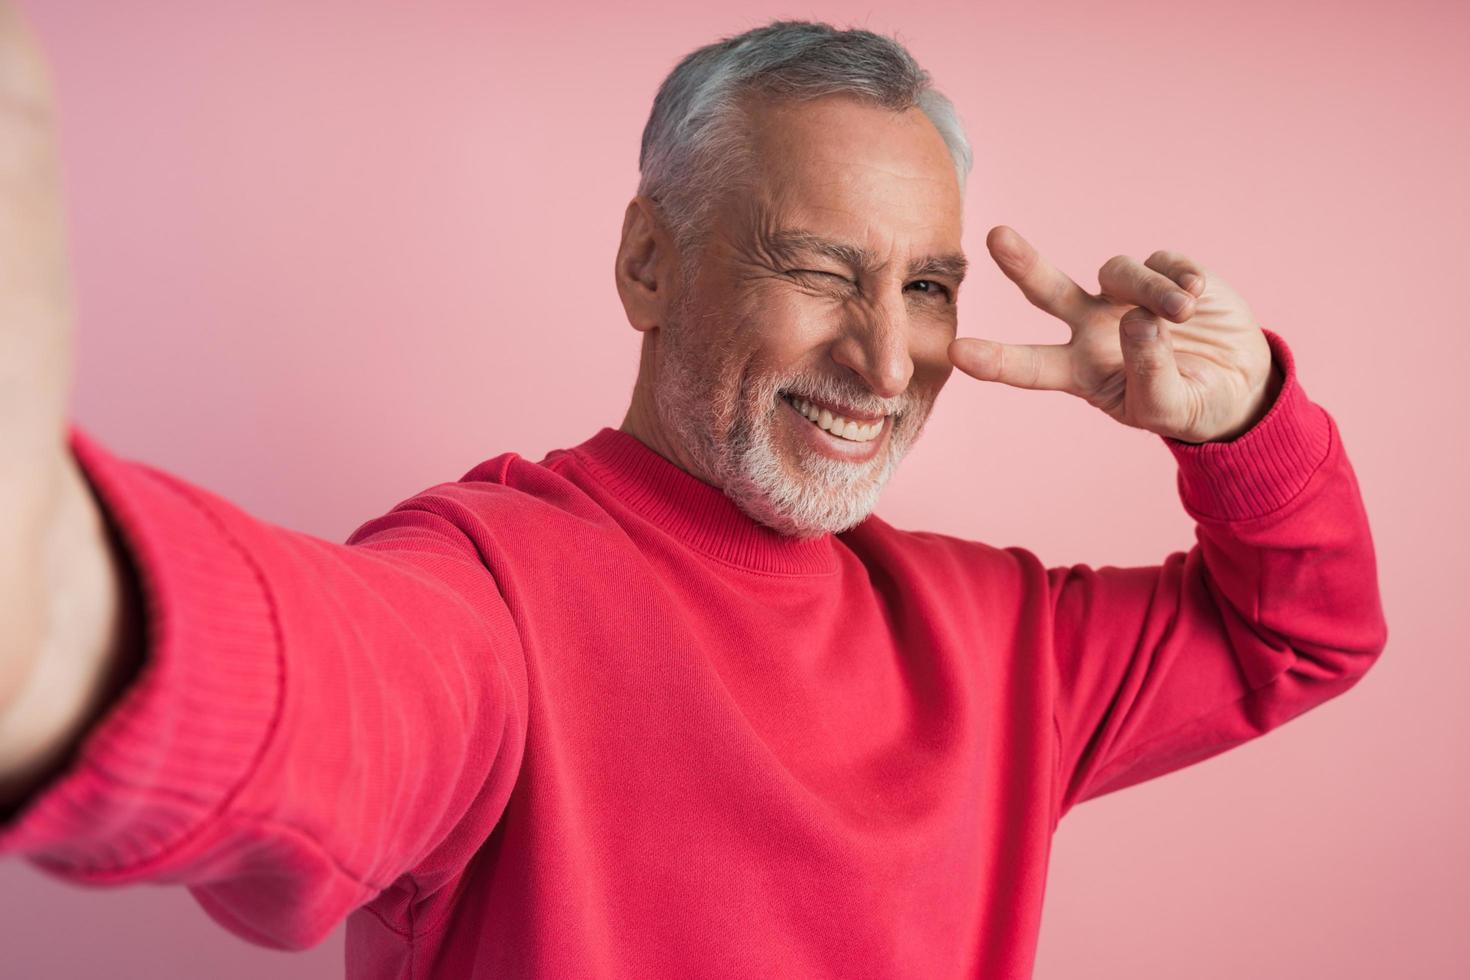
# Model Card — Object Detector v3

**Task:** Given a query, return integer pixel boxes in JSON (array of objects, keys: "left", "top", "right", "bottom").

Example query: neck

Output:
[
  {"left": 620, "top": 338, "right": 711, "bottom": 485},
  {"left": 619, "top": 391, "right": 708, "bottom": 486}
]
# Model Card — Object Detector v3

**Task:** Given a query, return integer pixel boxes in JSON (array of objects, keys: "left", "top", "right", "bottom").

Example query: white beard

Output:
[{"left": 651, "top": 300, "right": 934, "bottom": 539}]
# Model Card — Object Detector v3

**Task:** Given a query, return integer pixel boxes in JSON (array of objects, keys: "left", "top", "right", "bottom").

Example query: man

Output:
[{"left": 0, "top": 12, "right": 1386, "bottom": 980}]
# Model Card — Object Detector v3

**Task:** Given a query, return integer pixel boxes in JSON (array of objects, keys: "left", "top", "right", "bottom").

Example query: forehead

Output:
[{"left": 735, "top": 94, "right": 963, "bottom": 255}]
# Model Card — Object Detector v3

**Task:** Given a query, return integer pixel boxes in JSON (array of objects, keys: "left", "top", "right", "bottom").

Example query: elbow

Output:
[
  {"left": 1318, "top": 609, "right": 1389, "bottom": 686},
  {"left": 1351, "top": 607, "right": 1390, "bottom": 674}
]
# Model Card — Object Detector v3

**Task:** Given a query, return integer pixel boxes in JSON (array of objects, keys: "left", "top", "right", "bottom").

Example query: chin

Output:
[{"left": 721, "top": 415, "right": 895, "bottom": 538}]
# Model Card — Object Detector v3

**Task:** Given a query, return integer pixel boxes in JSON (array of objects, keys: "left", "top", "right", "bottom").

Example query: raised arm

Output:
[
  {"left": 950, "top": 226, "right": 1387, "bottom": 822},
  {"left": 1043, "top": 329, "right": 1386, "bottom": 818}
]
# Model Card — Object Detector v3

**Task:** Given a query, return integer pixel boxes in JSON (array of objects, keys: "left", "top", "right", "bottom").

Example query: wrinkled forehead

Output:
[{"left": 735, "top": 94, "right": 964, "bottom": 255}]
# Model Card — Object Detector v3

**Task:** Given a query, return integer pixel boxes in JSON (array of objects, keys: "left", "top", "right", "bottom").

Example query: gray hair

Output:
[{"left": 636, "top": 19, "right": 973, "bottom": 267}]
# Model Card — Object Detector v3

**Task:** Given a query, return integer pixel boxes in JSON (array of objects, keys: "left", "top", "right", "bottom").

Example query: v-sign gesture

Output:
[{"left": 949, "top": 226, "right": 1283, "bottom": 444}]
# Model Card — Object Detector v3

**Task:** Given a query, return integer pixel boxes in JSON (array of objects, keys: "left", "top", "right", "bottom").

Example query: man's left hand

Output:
[{"left": 948, "top": 225, "right": 1282, "bottom": 444}]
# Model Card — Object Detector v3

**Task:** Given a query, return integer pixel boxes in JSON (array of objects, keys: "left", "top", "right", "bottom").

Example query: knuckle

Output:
[
  {"left": 1128, "top": 357, "right": 1167, "bottom": 386},
  {"left": 1024, "top": 351, "right": 1043, "bottom": 389}
]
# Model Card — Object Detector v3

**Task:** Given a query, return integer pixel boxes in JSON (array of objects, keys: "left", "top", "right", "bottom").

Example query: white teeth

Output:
[{"left": 787, "top": 395, "right": 884, "bottom": 444}]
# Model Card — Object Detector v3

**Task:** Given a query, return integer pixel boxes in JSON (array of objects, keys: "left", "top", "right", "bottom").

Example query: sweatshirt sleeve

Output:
[
  {"left": 0, "top": 426, "right": 529, "bottom": 950},
  {"left": 1047, "top": 327, "right": 1388, "bottom": 823}
]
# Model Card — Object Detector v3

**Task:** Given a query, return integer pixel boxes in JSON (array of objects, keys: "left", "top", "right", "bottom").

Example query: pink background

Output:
[{"left": 5, "top": 0, "right": 1466, "bottom": 977}]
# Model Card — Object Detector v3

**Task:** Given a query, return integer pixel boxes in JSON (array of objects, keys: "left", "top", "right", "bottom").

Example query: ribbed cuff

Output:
[
  {"left": 1163, "top": 328, "right": 1334, "bottom": 522},
  {"left": 0, "top": 426, "right": 281, "bottom": 882}
]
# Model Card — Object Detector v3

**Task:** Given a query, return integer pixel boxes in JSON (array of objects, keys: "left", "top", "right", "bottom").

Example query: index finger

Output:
[{"left": 985, "top": 225, "right": 1093, "bottom": 328}]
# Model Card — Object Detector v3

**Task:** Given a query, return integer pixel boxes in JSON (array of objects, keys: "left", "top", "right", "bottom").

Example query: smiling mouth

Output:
[{"left": 780, "top": 392, "right": 887, "bottom": 443}]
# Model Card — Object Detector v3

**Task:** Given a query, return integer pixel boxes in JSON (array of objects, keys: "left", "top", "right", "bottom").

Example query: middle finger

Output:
[{"left": 1097, "top": 254, "right": 1196, "bottom": 322}]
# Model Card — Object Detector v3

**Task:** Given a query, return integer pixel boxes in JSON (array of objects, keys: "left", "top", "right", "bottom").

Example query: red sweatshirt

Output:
[{"left": 0, "top": 327, "right": 1387, "bottom": 978}]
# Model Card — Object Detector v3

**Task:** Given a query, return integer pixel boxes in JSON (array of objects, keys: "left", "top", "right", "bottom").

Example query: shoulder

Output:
[
  {"left": 346, "top": 447, "right": 621, "bottom": 550},
  {"left": 842, "top": 513, "right": 1043, "bottom": 585}
]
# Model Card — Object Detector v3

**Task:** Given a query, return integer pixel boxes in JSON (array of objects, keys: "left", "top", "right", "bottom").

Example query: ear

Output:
[{"left": 614, "top": 195, "right": 677, "bottom": 333}]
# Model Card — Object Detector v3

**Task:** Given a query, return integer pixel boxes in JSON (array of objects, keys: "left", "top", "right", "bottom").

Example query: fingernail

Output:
[
  {"left": 1181, "top": 273, "right": 1201, "bottom": 293},
  {"left": 1122, "top": 317, "right": 1158, "bottom": 340},
  {"left": 1163, "top": 292, "right": 1189, "bottom": 316}
]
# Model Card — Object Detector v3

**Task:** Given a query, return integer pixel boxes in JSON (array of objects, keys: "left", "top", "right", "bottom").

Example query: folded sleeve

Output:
[
  {"left": 0, "top": 426, "right": 529, "bottom": 950},
  {"left": 1048, "top": 328, "right": 1388, "bottom": 823}
]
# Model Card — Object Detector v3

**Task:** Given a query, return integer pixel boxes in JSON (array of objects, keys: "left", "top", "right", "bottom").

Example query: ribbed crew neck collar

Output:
[{"left": 566, "top": 427, "right": 839, "bottom": 575}]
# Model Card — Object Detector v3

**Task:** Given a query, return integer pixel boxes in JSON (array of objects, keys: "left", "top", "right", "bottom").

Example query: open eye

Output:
[{"left": 906, "top": 280, "right": 953, "bottom": 301}]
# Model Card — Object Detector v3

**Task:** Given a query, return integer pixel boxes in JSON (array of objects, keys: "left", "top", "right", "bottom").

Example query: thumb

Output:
[{"left": 1118, "top": 308, "right": 1186, "bottom": 431}]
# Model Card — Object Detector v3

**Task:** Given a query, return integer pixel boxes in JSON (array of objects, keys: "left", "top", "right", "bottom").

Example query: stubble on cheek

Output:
[{"left": 653, "top": 300, "right": 751, "bottom": 486}]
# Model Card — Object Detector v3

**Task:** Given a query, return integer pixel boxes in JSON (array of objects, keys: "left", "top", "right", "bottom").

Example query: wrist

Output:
[
  {"left": 1185, "top": 360, "right": 1286, "bottom": 445},
  {"left": 0, "top": 454, "right": 143, "bottom": 811}
]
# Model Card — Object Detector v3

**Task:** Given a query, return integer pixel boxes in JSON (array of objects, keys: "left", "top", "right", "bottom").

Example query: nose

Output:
[{"left": 830, "top": 297, "right": 914, "bottom": 400}]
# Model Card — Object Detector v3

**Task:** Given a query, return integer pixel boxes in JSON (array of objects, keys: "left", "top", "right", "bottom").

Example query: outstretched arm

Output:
[
  {"left": 0, "top": 7, "right": 528, "bottom": 950},
  {"left": 1, "top": 432, "right": 531, "bottom": 950}
]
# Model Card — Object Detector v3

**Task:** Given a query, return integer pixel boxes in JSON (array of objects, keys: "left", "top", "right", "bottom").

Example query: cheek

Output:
[{"left": 735, "top": 287, "right": 842, "bottom": 365}]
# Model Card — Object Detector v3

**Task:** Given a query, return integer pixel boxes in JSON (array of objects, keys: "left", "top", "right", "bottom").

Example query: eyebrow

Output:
[{"left": 765, "top": 228, "right": 968, "bottom": 285}]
